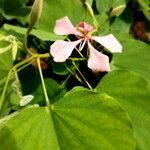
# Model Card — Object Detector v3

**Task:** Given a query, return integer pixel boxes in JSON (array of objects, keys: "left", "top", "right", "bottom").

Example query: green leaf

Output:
[
  {"left": 110, "top": 7, "right": 133, "bottom": 33},
  {"left": 111, "top": 38, "right": 150, "bottom": 82},
  {"left": 36, "top": 0, "right": 91, "bottom": 32},
  {"left": 33, "top": 78, "right": 66, "bottom": 105},
  {"left": 96, "top": 70, "right": 150, "bottom": 150},
  {"left": 0, "top": 37, "right": 20, "bottom": 117},
  {"left": 0, "top": 40, "right": 13, "bottom": 70},
  {"left": 3, "top": 24, "right": 65, "bottom": 41},
  {"left": 0, "top": 0, "right": 30, "bottom": 19},
  {"left": 0, "top": 88, "right": 135, "bottom": 149},
  {"left": 95, "top": 0, "right": 126, "bottom": 14}
]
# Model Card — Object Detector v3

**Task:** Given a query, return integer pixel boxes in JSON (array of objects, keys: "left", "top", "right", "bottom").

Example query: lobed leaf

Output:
[{"left": 0, "top": 87, "right": 135, "bottom": 150}]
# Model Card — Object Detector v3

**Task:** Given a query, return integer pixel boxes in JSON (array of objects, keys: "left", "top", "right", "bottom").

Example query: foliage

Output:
[{"left": 0, "top": 0, "right": 150, "bottom": 149}]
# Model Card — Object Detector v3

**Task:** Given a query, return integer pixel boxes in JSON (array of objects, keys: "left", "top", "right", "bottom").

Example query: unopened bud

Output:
[
  {"left": 27, "top": 0, "right": 43, "bottom": 34},
  {"left": 109, "top": 5, "right": 126, "bottom": 17}
]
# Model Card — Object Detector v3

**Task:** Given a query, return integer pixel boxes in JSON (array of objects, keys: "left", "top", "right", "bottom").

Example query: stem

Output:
[
  {"left": 24, "top": 34, "right": 35, "bottom": 56},
  {"left": 74, "top": 46, "right": 84, "bottom": 58},
  {"left": 16, "top": 60, "right": 35, "bottom": 73},
  {"left": 37, "top": 53, "right": 50, "bottom": 58},
  {"left": 15, "top": 56, "right": 34, "bottom": 69},
  {"left": 65, "top": 64, "right": 83, "bottom": 84},
  {"left": 68, "top": 57, "right": 86, "bottom": 61},
  {"left": 72, "top": 61, "right": 93, "bottom": 91},
  {"left": 14, "top": 53, "right": 49, "bottom": 70},
  {"left": 84, "top": 2, "right": 99, "bottom": 29},
  {"left": 61, "top": 74, "right": 71, "bottom": 88},
  {"left": 37, "top": 58, "right": 50, "bottom": 106}
]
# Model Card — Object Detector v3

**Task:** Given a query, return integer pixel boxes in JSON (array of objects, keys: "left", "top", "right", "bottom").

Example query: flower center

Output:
[
  {"left": 76, "top": 26, "right": 92, "bottom": 39},
  {"left": 75, "top": 21, "right": 93, "bottom": 39}
]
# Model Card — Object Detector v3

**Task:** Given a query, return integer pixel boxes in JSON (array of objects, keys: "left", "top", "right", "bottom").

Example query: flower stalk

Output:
[
  {"left": 72, "top": 61, "right": 93, "bottom": 91},
  {"left": 37, "top": 58, "right": 50, "bottom": 107}
]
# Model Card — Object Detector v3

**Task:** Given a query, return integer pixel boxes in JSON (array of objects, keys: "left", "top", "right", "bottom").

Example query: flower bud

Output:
[
  {"left": 27, "top": 0, "right": 43, "bottom": 34},
  {"left": 109, "top": 5, "right": 126, "bottom": 17}
]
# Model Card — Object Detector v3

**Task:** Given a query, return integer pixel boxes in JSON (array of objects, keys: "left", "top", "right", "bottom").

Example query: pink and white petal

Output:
[
  {"left": 54, "top": 16, "right": 79, "bottom": 35},
  {"left": 50, "top": 40, "right": 81, "bottom": 62},
  {"left": 87, "top": 42, "right": 111, "bottom": 73},
  {"left": 92, "top": 34, "right": 122, "bottom": 53}
]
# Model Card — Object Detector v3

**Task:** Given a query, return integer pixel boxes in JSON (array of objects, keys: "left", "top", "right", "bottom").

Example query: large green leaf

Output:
[
  {"left": 0, "top": 87, "right": 135, "bottom": 149},
  {"left": 36, "top": 0, "right": 91, "bottom": 32},
  {"left": 111, "top": 38, "right": 150, "bottom": 82},
  {"left": 96, "top": 70, "right": 150, "bottom": 150}
]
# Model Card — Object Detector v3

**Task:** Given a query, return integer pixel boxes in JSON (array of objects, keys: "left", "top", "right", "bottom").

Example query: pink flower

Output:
[{"left": 50, "top": 16, "right": 122, "bottom": 72}]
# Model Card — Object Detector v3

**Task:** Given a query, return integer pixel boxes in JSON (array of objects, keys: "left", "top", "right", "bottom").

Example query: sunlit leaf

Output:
[
  {"left": 36, "top": 0, "right": 91, "bottom": 32},
  {"left": 0, "top": 87, "right": 135, "bottom": 150},
  {"left": 96, "top": 70, "right": 150, "bottom": 150}
]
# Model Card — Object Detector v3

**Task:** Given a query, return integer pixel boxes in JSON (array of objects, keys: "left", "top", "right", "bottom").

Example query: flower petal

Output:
[
  {"left": 50, "top": 40, "right": 81, "bottom": 62},
  {"left": 54, "top": 16, "right": 79, "bottom": 35},
  {"left": 92, "top": 34, "right": 122, "bottom": 53},
  {"left": 87, "top": 42, "right": 111, "bottom": 72}
]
